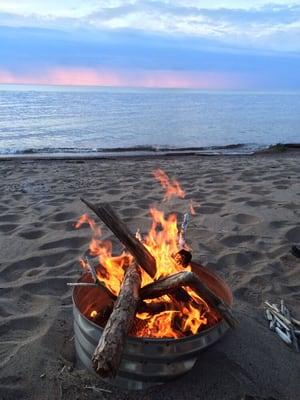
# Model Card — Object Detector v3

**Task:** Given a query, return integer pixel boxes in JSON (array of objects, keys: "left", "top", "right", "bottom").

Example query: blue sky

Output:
[{"left": 0, "top": 1, "right": 299, "bottom": 89}]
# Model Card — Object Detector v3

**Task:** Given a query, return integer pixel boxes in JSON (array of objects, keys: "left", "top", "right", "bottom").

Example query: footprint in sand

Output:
[
  {"left": 53, "top": 211, "right": 78, "bottom": 222},
  {"left": 233, "top": 213, "right": 261, "bottom": 225},
  {"left": 19, "top": 229, "right": 45, "bottom": 240},
  {"left": 220, "top": 235, "right": 255, "bottom": 247},
  {"left": 0, "top": 223, "right": 18, "bottom": 234},
  {"left": 39, "top": 236, "right": 87, "bottom": 251}
]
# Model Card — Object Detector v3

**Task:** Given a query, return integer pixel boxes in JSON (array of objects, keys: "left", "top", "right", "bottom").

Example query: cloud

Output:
[
  {"left": 0, "top": 2, "right": 299, "bottom": 89},
  {"left": 85, "top": 2, "right": 300, "bottom": 51},
  {"left": 0, "top": 2, "right": 300, "bottom": 52},
  {"left": 0, "top": 66, "right": 245, "bottom": 89}
]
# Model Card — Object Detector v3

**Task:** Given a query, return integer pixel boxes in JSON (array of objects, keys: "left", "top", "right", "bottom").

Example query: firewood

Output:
[
  {"left": 92, "top": 262, "right": 141, "bottom": 378},
  {"left": 81, "top": 198, "right": 156, "bottom": 278},
  {"left": 140, "top": 271, "right": 238, "bottom": 328},
  {"left": 138, "top": 300, "right": 175, "bottom": 314},
  {"left": 174, "top": 249, "right": 192, "bottom": 268}
]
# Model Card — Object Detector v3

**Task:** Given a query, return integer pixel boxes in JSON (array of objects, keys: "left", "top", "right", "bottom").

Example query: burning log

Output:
[
  {"left": 92, "top": 262, "right": 141, "bottom": 378},
  {"left": 138, "top": 300, "right": 175, "bottom": 314},
  {"left": 140, "top": 271, "right": 238, "bottom": 328},
  {"left": 81, "top": 198, "right": 156, "bottom": 278},
  {"left": 174, "top": 249, "right": 192, "bottom": 268}
]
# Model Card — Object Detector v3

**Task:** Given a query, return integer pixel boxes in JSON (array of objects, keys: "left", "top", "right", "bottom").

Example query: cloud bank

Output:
[{"left": 0, "top": 1, "right": 299, "bottom": 89}]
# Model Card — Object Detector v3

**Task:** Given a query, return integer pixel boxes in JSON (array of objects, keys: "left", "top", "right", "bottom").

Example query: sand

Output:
[{"left": 0, "top": 154, "right": 299, "bottom": 400}]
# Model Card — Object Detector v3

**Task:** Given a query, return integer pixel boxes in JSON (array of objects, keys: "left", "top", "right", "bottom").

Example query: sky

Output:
[{"left": 0, "top": 1, "right": 299, "bottom": 89}]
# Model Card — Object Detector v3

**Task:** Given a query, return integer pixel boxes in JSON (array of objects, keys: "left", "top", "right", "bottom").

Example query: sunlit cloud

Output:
[
  {"left": 0, "top": 67, "right": 245, "bottom": 89},
  {"left": 0, "top": 1, "right": 299, "bottom": 89}
]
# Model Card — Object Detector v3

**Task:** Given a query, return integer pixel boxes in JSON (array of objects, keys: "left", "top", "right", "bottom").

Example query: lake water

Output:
[{"left": 0, "top": 85, "right": 299, "bottom": 155}]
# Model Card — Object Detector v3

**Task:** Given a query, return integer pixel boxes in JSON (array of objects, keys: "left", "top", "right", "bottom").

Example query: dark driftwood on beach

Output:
[
  {"left": 81, "top": 198, "right": 157, "bottom": 278},
  {"left": 140, "top": 271, "right": 238, "bottom": 328},
  {"left": 92, "top": 262, "right": 141, "bottom": 378}
]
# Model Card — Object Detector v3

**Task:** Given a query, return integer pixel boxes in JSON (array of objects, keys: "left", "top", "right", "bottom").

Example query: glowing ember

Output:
[
  {"left": 90, "top": 310, "right": 98, "bottom": 318},
  {"left": 75, "top": 169, "right": 219, "bottom": 338}
]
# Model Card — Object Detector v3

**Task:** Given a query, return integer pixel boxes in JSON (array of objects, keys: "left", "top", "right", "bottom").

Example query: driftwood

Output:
[
  {"left": 92, "top": 262, "right": 141, "bottom": 378},
  {"left": 140, "top": 271, "right": 238, "bottom": 328},
  {"left": 81, "top": 198, "right": 156, "bottom": 278}
]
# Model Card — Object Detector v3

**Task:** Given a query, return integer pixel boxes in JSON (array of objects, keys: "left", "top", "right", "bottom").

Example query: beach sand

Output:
[{"left": 0, "top": 154, "right": 299, "bottom": 400}]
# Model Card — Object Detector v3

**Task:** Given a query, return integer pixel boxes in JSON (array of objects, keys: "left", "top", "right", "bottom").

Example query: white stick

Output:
[
  {"left": 179, "top": 212, "right": 190, "bottom": 248},
  {"left": 266, "top": 309, "right": 273, "bottom": 321},
  {"left": 84, "top": 385, "right": 112, "bottom": 394},
  {"left": 67, "top": 282, "right": 98, "bottom": 287},
  {"left": 264, "top": 303, "right": 292, "bottom": 327},
  {"left": 266, "top": 303, "right": 299, "bottom": 352},
  {"left": 292, "top": 317, "right": 300, "bottom": 327},
  {"left": 85, "top": 257, "right": 98, "bottom": 283},
  {"left": 275, "top": 327, "right": 292, "bottom": 345}
]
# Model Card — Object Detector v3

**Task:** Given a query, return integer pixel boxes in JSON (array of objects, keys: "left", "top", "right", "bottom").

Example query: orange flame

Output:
[
  {"left": 153, "top": 169, "right": 185, "bottom": 201},
  {"left": 75, "top": 169, "right": 216, "bottom": 338},
  {"left": 189, "top": 199, "right": 196, "bottom": 215}
]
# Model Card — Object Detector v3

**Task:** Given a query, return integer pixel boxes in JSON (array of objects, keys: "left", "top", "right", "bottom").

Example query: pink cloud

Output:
[{"left": 0, "top": 67, "right": 244, "bottom": 89}]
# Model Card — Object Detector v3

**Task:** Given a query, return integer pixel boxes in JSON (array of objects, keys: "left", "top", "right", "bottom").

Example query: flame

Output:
[
  {"left": 189, "top": 199, "right": 196, "bottom": 215},
  {"left": 153, "top": 169, "right": 185, "bottom": 201},
  {"left": 76, "top": 169, "right": 218, "bottom": 338}
]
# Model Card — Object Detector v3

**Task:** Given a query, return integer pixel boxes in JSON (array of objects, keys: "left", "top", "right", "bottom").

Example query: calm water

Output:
[{"left": 0, "top": 85, "right": 299, "bottom": 155}]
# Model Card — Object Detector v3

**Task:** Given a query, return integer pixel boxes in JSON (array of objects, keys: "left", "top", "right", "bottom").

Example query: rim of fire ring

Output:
[{"left": 72, "top": 260, "right": 233, "bottom": 345}]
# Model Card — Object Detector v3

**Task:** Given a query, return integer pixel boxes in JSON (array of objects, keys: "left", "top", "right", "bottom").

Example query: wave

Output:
[
  {"left": 0, "top": 143, "right": 264, "bottom": 157},
  {"left": 2, "top": 143, "right": 299, "bottom": 158}
]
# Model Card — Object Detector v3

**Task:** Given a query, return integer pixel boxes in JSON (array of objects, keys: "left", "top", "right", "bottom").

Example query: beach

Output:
[{"left": 0, "top": 153, "right": 300, "bottom": 400}]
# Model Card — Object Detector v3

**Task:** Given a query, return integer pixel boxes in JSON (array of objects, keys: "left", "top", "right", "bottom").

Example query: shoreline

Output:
[{"left": 0, "top": 143, "right": 299, "bottom": 162}]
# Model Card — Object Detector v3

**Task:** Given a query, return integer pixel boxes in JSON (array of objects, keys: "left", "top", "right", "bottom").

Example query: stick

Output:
[
  {"left": 264, "top": 302, "right": 293, "bottom": 327},
  {"left": 67, "top": 282, "right": 98, "bottom": 287},
  {"left": 92, "top": 262, "right": 141, "bottom": 378},
  {"left": 85, "top": 256, "right": 98, "bottom": 283},
  {"left": 140, "top": 271, "right": 238, "bottom": 328},
  {"left": 81, "top": 198, "right": 156, "bottom": 278},
  {"left": 67, "top": 280, "right": 117, "bottom": 302},
  {"left": 265, "top": 302, "right": 299, "bottom": 352}
]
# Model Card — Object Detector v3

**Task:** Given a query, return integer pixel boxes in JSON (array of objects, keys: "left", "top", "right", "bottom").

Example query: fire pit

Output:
[
  {"left": 73, "top": 261, "right": 232, "bottom": 390},
  {"left": 70, "top": 169, "right": 237, "bottom": 389}
]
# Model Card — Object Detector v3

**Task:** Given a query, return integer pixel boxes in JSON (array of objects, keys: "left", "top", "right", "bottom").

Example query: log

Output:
[
  {"left": 81, "top": 198, "right": 156, "bottom": 278},
  {"left": 174, "top": 249, "right": 192, "bottom": 268},
  {"left": 92, "top": 262, "right": 141, "bottom": 378},
  {"left": 138, "top": 300, "right": 175, "bottom": 314},
  {"left": 85, "top": 257, "right": 117, "bottom": 301},
  {"left": 140, "top": 271, "right": 238, "bottom": 328}
]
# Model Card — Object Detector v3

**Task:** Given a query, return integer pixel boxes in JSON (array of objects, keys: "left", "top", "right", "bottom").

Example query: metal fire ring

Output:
[{"left": 72, "top": 262, "right": 233, "bottom": 390}]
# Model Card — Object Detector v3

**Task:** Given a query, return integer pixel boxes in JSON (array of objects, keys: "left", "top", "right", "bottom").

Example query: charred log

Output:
[
  {"left": 92, "top": 262, "right": 141, "bottom": 378},
  {"left": 81, "top": 198, "right": 156, "bottom": 278},
  {"left": 140, "top": 271, "right": 238, "bottom": 328},
  {"left": 174, "top": 249, "right": 192, "bottom": 268}
]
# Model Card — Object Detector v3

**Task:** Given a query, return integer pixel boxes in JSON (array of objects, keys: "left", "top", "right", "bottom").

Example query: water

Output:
[{"left": 0, "top": 85, "right": 299, "bottom": 156}]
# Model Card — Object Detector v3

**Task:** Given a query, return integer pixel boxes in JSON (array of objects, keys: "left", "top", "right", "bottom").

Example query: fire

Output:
[
  {"left": 75, "top": 169, "right": 215, "bottom": 338},
  {"left": 153, "top": 169, "right": 185, "bottom": 201},
  {"left": 189, "top": 199, "right": 196, "bottom": 215}
]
